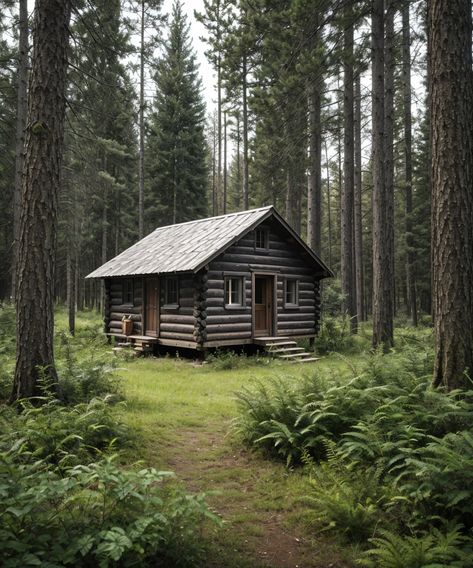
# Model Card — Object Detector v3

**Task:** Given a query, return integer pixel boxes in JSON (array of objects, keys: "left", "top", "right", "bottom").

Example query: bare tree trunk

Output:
[
  {"left": 223, "top": 108, "right": 227, "bottom": 214},
  {"left": 11, "top": 0, "right": 29, "bottom": 302},
  {"left": 307, "top": 78, "right": 322, "bottom": 255},
  {"left": 429, "top": 0, "right": 473, "bottom": 390},
  {"left": 371, "top": 0, "right": 393, "bottom": 350},
  {"left": 212, "top": 111, "right": 216, "bottom": 215},
  {"left": 325, "top": 138, "right": 332, "bottom": 268},
  {"left": 242, "top": 54, "right": 249, "bottom": 210},
  {"left": 341, "top": 12, "right": 357, "bottom": 332},
  {"left": 138, "top": 0, "right": 145, "bottom": 238},
  {"left": 402, "top": 1, "right": 417, "bottom": 326},
  {"left": 236, "top": 111, "right": 241, "bottom": 208},
  {"left": 354, "top": 74, "right": 365, "bottom": 322},
  {"left": 217, "top": 55, "right": 222, "bottom": 215},
  {"left": 12, "top": 0, "right": 72, "bottom": 401},
  {"left": 384, "top": 0, "right": 396, "bottom": 318}
]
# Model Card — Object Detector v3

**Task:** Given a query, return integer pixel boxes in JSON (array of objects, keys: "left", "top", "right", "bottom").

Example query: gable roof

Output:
[{"left": 85, "top": 206, "right": 333, "bottom": 279}]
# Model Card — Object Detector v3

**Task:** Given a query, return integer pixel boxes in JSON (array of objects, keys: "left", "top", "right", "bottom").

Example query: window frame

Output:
[
  {"left": 254, "top": 228, "right": 269, "bottom": 251},
  {"left": 122, "top": 278, "right": 134, "bottom": 306},
  {"left": 224, "top": 276, "right": 245, "bottom": 309},
  {"left": 163, "top": 276, "right": 179, "bottom": 309},
  {"left": 284, "top": 278, "right": 299, "bottom": 308}
]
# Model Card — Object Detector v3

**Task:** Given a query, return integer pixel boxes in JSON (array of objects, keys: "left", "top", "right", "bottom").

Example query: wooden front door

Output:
[
  {"left": 254, "top": 276, "right": 274, "bottom": 337},
  {"left": 145, "top": 278, "right": 159, "bottom": 337}
]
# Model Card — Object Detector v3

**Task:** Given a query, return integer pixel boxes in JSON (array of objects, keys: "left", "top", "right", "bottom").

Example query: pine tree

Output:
[
  {"left": 429, "top": 0, "right": 473, "bottom": 389},
  {"left": 12, "top": 0, "right": 72, "bottom": 400},
  {"left": 146, "top": 0, "right": 208, "bottom": 227}
]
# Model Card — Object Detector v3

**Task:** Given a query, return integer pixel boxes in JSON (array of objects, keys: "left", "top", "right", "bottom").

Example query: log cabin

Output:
[{"left": 86, "top": 206, "right": 333, "bottom": 356}]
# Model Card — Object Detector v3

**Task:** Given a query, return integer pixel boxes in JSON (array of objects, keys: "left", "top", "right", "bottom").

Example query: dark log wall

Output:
[
  {"left": 206, "top": 220, "right": 323, "bottom": 344},
  {"left": 159, "top": 273, "right": 197, "bottom": 344},
  {"left": 108, "top": 278, "right": 143, "bottom": 335}
]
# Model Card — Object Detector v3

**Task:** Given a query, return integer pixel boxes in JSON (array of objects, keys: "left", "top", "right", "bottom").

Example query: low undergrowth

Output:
[
  {"left": 0, "top": 305, "right": 220, "bottom": 567},
  {"left": 235, "top": 326, "right": 473, "bottom": 565}
]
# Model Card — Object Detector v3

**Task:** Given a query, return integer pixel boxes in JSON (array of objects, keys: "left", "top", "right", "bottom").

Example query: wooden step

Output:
[{"left": 270, "top": 347, "right": 304, "bottom": 354}]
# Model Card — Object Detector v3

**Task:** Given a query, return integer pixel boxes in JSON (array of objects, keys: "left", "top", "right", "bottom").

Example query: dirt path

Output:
[{"left": 162, "top": 423, "right": 351, "bottom": 568}]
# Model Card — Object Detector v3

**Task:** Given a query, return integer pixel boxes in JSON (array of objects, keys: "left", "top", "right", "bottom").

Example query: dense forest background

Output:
[{"left": 0, "top": 0, "right": 430, "bottom": 325}]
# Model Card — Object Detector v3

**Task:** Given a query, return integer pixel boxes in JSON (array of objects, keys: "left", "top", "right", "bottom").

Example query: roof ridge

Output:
[{"left": 149, "top": 206, "right": 274, "bottom": 234}]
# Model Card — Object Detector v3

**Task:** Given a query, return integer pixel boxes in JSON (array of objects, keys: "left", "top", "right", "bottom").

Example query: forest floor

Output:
[{"left": 119, "top": 352, "right": 361, "bottom": 567}]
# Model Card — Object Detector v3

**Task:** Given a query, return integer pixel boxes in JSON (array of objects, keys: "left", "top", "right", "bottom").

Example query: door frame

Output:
[
  {"left": 144, "top": 277, "right": 160, "bottom": 337},
  {"left": 251, "top": 272, "right": 278, "bottom": 338}
]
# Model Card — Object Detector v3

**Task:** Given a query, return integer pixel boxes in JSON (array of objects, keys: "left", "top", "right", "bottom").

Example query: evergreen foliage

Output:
[{"left": 146, "top": 0, "right": 208, "bottom": 228}]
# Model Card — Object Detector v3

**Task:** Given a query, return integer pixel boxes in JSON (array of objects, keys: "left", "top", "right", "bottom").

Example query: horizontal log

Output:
[
  {"left": 206, "top": 314, "right": 251, "bottom": 324},
  {"left": 158, "top": 338, "right": 199, "bottom": 349},
  {"left": 207, "top": 288, "right": 224, "bottom": 298},
  {"left": 160, "top": 323, "right": 195, "bottom": 333},
  {"left": 160, "top": 314, "right": 194, "bottom": 324},
  {"left": 159, "top": 331, "right": 195, "bottom": 341},
  {"left": 278, "top": 329, "right": 317, "bottom": 337},
  {"left": 218, "top": 253, "right": 310, "bottom": 268},
  {"left": 209, "top": 261, "right": 314, "bottom": 276},
  {"left": 277, "top": 313, "right": 315, "bottom": 322},
  {"left": 277, "top": 321, "right": 316, "bottom": 330},
  {"left": 203, "top": 338, "right": 253, "bottom": 348},
  {"left": 110, "top": 312, "right": 142, "bottom": 322},
  {"left": 206, "top": 323, "right": 252, "bottom": 334},
  {"left": 205, "top": 304, "right": 251, "bottom": 313},
  {"left": 204, "top": 331, "right": 252, "bottom": 340}
]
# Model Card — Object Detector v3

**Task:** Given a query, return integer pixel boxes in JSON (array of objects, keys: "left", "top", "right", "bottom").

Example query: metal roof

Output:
[{"left": 86, "top": 206, "right": 333, "bottom": 279}]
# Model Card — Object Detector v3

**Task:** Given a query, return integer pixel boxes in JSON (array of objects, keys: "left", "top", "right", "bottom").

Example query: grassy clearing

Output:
[{"left": 117, "top": 348, "right": 362, "bottom": 566}]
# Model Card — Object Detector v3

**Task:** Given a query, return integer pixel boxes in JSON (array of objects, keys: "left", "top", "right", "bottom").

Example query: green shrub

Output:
[
  {"left": 303, "top": 454, "right": 390, "bottom": 542},
  {"left": 359, "top": 526, "right": 468, "bottom": 568},
  {"left": 314, "top": 316, "right": 357, "bottom": 354},
  {"left": 0, "top": 450, "right": 219, "bottom": 567},
  {"left": 0, "top": 395, "right": 130, "bottom": 468},
  {"left": 56, "top": 332, "right": 121, "bottom": 404}
]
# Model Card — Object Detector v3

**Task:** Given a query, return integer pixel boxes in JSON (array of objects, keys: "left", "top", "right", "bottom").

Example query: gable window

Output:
[
  {"left": 122, "top": 279, "right": 134, "bottom": 306},
  {"left": 225, "top": 277, "right": 244, "bottom": 307},
  {"left": 285, "top": 279, "right": 299, "bottom": 307},
  {"left": 255, "top": 228, "right": 269, "bottom": 250},
  {"left": 164, "top": 276, "right": 179, "bottom": 307}
]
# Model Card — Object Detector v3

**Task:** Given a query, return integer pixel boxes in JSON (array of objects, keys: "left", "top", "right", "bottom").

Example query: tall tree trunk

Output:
[
  {"left": 325, "top": 138, "right": 332, "bottom": 268},
  {"left": 11, "top": 0, "right": 29, "bottom": 302},
  {"left": 354, "top": 74, "right": 365, "bottom": 322},
  {"left": 236, "top": 111, "right": 241, "bottom": 208},
  {"left": 242, "top": 54, "right": 249, "bottom": 210},
  {"left": 429, "top": 0, "right": 473, "bottom": 389},
  {"left": 12, "top": 0, "right": 72, "bottom": 401},
  {"left": 402, "top": 1, "right": 417, "bottom": 326},
  {"left": 223, "top": 108, "right": 227, "bottom": 214},
  {"left": 138, "top": 0, "right": 145, "bottom": 238},
  {"left": 384, "top": 0, "right": 396, "bottom": 318},
  {"left": 341, "top": 12, "right": 356, "bottom": 332},
  {"left": 217, "top": 55, "right": 222, "bottom": 215},
  {"left": 371, "top": 0, "right": 393, "bottom": 350},
  {"left": 307, "top": 77, "right": 322, "bottom": 255},
  {"left": 212, "top": 111, "right": 217, "bottom": 215}
]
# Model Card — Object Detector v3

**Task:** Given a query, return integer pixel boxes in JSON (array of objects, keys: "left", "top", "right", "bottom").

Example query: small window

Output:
[
  {"left": 122, "top": 279, "right": 134, "bottom": 305},
  {"left": 285, "top": 279, "right": 299, "bottom": 306},
  {"left": 255, "top": 228, "right": 269, "bottom": 250},
  {"left": 165, "top": 276, "right": 179, "bottom": 306},
  {"left": 225, "top": 277, "right": 244, "bottom": 307}
]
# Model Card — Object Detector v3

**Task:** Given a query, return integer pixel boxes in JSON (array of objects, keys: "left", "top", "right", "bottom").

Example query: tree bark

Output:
[
  {"left": 341, "top": 11, "right": 356, "bottom": 332},
  {"left": 242, "top": 53, "right": 249, "bottom": 210},
  {"left": 307, "top": 77, "right": 322, "bottom": 255},
  {"left": 429, "top": 0, "right": 473, "bottom": 389},
  {"left": 223, "top": 108, "right": 227, "bottom": 214},
  {"left": 354, "top": 73, "right": 364, "bottom": 322},
  {"left": 402, "top": 1, "right": 417, "bottom": 326},
  {"left": 12, "top": 0, "right": 72, "bottom": 401},
  {"left": 138, "top": 0, "right": 145, "bottom": 238},
  {"left": 371, "top": 0, "right": 393, "bottom": 350},
  {"left": 11, "top": 0, "right": 29, "bottom": 302},
  {"left": 384, "top": 0, "right": 396, "bottom": 318}
]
